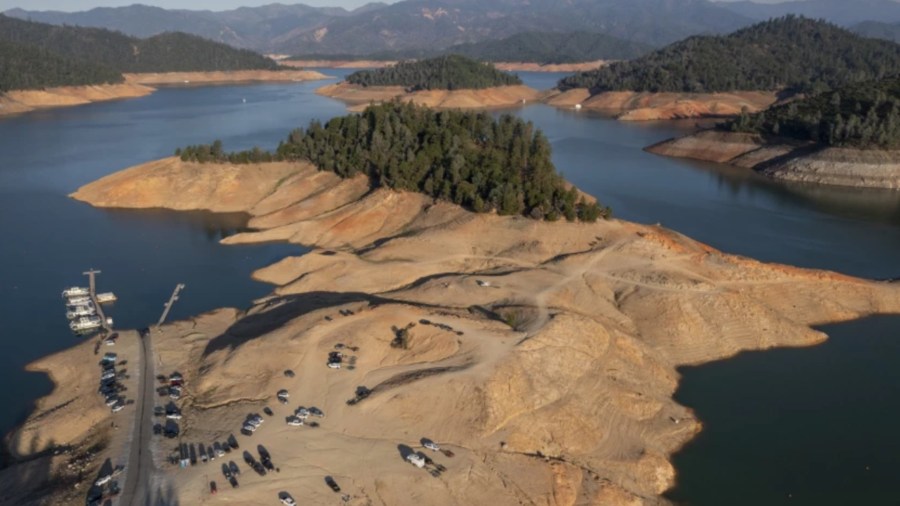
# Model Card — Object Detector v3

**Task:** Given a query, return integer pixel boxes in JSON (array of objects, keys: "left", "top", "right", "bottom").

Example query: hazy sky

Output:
[
  {"left": 0, "top": 0, "right": 397, "bottom": 11},
  {"left": 0, "top": 0, "right": 793, "bottom": 13}
]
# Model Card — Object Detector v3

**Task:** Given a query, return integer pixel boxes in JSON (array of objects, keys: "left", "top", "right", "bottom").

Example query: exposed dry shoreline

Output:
[
  {"left": 648, "top": 130, "right": 900, "bottom": 189},
  {"left": 283, "top": 59, "right": 606, "bottom": 73},
  {"left": 0, "top": 69, "right": 328, "bottom": 118},
  {"left": 317, "top": 82, "right": 542, "bottom": 111},
  {"left": 546, "top": 88, "right": 779, "bottom": 121},
  {"left": 1, "top": 157, "right": 890, "bottom": 505}
]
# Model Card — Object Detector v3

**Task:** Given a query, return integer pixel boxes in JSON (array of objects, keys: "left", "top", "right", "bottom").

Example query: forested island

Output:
[
  {"left": 558, "top": 16, "right": 900, "bottom": 95},
  {"left": 345, "top": 55, "right": 521, "bottom": 91},
  {"left": 726, "top": 77, "right": 900, "bottom": 149},
  {"left": 177, "top": 101, "right": 608, "bottom": 221},
  {"left": 0, "top": 14, "right": 279, "bottom": 92}
]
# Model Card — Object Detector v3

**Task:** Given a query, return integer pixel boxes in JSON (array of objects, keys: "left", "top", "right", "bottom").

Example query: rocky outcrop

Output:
[{"left": 648, "top": 130, "right": 900, "bottom": 189}]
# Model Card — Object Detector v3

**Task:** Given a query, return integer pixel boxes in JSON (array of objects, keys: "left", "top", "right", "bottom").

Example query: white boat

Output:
[
  {"left": 66, "top": 303, "right": 96, "bottom": 319},
  {"left": 61, "top": 287, "right": 89, "bottom": 298},
  {"left": 96, "top": 292, "right": 117, "bottom": 304},
  {"left": 66, "top": 295, "right": 92, "bottom": 305},
  {"left": 70, "top": 315, "right": 102, "bottom": 332}
]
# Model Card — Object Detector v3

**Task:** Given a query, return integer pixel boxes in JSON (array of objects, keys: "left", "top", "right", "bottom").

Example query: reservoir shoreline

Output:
[{"left": 11, "top": 155, "right": 894, "bottom": 505}]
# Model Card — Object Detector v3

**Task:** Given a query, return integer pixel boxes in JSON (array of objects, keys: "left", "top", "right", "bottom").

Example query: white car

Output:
[
  {"left": 327, "top": 362, "right": 341, "bottom": 369},
  {"left": 101, "top": 371, "right": 116, "bottom": 381},
  {"left": 95, "top": 475, "right": 112, "bottom": 486},
  {"left": 166, "top": 412, "right": 182, "bottom": 420},
  {"left": 286, "top": 416, "right": 304, "bottom": 426},
  {"left": 242, "top": 423, "right": 257, "bottom": 432},
  {"left": 111, "top": 403, "right": 125, "bottom": 413},
  {"left": 280, "top": 496, "right": 297, "bottom": 506},
  {"left": 424, "top": 441, "right": 440, "bottom": 452},
  {"left": 248, "top": 418, "right": 263, "bottom": 428},
  {"left": 295, "top": 408, "right": 309, "bottom": 419}
]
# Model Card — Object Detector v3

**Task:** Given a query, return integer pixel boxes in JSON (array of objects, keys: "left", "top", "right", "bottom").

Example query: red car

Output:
[{"left": 210, "top": 481, "right": 217, "bottom": 495}]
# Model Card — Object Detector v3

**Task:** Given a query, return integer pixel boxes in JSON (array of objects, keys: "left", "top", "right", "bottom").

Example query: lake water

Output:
[{"left": 1, "top": 70, "right": 898, "bottom": 504}]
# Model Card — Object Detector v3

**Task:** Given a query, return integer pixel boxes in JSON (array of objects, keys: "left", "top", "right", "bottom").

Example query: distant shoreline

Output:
[
  {"left": 281, "top": 59, "right": 606, "bottom": 73},
  {"left": 0, "top": 69, "right": 329, "bottom": 118}
]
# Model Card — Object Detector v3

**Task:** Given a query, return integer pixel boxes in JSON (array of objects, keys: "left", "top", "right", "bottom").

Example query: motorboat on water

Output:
[
  {"left": 66, "top": 303, "right": 96, "bottom": 319},
  {"left": 61, "top": 287, "right": 89, "bottom": 298},
  {"left": 70, "top": 315, "right": 102, "bottom": 332},
  {"left": 66, "top": 295, "right": 92, "bottom": 306}
]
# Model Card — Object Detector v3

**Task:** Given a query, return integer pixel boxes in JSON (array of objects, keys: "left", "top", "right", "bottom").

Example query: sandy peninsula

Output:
[
  {"left": 0, "top": 69, "right": 328, "bottom": 118},
  {"left": 648, "top": 130, "right": 900, "bottom": 189},
  {"left": 545, "top": 89, "right": 780, "bottom": 121},
  {"left": 317, "top": 82, "right": 542, "bottom": 111},
  {"left": 0, "top": 156, "right": 889, "bottom": 505}
]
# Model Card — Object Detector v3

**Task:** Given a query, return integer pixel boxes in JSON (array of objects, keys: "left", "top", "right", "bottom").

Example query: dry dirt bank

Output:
[
  {"left": 123, "top": 69, "right": 328, "bottom": 86},
  {"left": 284, "top": 60, "right": 606, "bottom": 73},
  {"left": 648, "top": 130, "right": 900, "bottom": 189},
  {"left": 317, "top": 82, "right": 542, "bottom": 111},
  {"left": 0, "top": 83, "right": 154, "bottom": 117},
  {"left": 43, "top": 158, "right": 900, "bottom": 505},
  {"left": 546, "top": 89, "right": 779, "bottom": 121},
  {"left": 0, "top": 70, "right": 328, "bottom": 118}
]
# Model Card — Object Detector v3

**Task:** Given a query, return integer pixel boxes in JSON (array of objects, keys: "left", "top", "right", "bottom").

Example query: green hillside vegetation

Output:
[
  {"left": 0, "top": 38, "right": 122, "bottom": 92},
  {"left": 725, "top": 77, "right": 900, "bottom": 149},
  {"left": 177, "top": 101, "right": 609, "bottom": 222},
  {"left": 345, "top": 55, "right": 522, "bottom": 91},
  {"left": 442, "top": 31, "right": 653, "bottom": 64},
  {"left": 558, "top": 16, "right": 900, "bottom": 95},
  {"left": 0, "top": 14, "right": 279, "bottom": 91}
]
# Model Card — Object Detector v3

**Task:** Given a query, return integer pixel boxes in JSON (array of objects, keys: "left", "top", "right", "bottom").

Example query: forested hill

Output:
[
  {"left": 345, "top": 55, "right": 522, "bottom": 91},
  {"left": 176, "top": 101, "right": 609, "bottom": 222},
  {"left": 558, "top": 16, "right": 900, "bottom": 95},
  {"left": 0, "top": 38, "right": 122, "bottom": 92},
  {"left": 0, "top": 15, "right": 279, "bottom": 74},
  {"left": 724, "top": 77, "right": 900, "bottom": 150}
]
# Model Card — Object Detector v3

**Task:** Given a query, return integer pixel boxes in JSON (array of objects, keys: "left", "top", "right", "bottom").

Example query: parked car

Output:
[
  {"left": 325, "top": 476, "right": 341, "bottom": 493},
  {"left": 309, "top": 407, "right": 325, "bottom": 418},
  {"left": 209, "top": 481, "right": 217, "bottom": 495}
]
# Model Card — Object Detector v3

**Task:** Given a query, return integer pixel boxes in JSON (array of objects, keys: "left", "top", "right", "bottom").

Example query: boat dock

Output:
[{"left": 84, "top": 269, "right": 112, "bottom": 333}]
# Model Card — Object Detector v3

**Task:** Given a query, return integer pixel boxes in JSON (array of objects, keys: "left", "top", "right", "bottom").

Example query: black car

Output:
[
  {"left": 325, "top": 476, "right": 341, "bottom": 493},
  {"left": 153, "top": 423, "right": 163, "bottom": 435},
  {"left": 229, "top": 476, "right": 239, "bottom": 488},
  {"left": 263, "top": 406, "right": 274, "bottom": 416},
  {"left": 227, "top": 434, "right": 239, "bottom": 449}
]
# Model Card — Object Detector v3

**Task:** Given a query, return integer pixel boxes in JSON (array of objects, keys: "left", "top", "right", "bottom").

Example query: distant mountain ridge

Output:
[
  {"left": 717, "top": 0, "right": 900, "bottom": 26},
  {"left": 853, "top": 21, "right": 900, "bottom": 43},
  {"left": 6, "top": 0, "right": 756, "bottom": 54},
  {"left": 4, "top": 3, "right": 358, "bottom": 51}
]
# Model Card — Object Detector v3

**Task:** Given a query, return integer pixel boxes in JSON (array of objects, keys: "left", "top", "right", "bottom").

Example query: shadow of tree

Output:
[{"left": 0, "top": 437, "right": 69, "bottom": 505}]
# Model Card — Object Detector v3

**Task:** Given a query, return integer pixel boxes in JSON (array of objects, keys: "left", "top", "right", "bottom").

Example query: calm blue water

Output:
[{"left": 0, "top": 71, "right": 898, "bottom": 504}]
